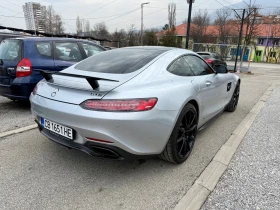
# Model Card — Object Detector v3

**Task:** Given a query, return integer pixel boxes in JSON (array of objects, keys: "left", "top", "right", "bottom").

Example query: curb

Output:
[
  {"left": 0, "top": 124, "right": 38, "bottom": 139},
  {"left": 174, "top": 83, "right": 277, "bottom": 210}
]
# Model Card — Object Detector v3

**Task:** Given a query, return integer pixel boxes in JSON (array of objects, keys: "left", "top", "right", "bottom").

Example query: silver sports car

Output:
[{"left": 30, "top": 46, "right": 240, "bottom": 164}]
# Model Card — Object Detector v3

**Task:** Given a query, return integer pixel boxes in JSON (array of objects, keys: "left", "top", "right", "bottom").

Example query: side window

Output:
[
  {"left": 54, "top": 42, "right": 82, "bottom": 62},
  {"left": 167, "top": 57, "right": 194, "bottom": 76},
  {"left": 81, "top": 43, "right": 103, "bottom": 57},
  {"left": 36, "top": 42, "right": 51, "bottom": 57},
  {"left": 184, "top": 55, "right": 214, "bottom": 76}
]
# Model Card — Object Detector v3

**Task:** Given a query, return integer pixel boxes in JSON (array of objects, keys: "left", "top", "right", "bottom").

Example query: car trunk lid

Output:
[{"left": 36, "top": 69, "right": 137, "bottom": 104}]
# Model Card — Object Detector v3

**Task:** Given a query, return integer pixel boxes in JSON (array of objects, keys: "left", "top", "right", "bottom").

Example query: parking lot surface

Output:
[
  {"left": 0, "top": 63, "right": 280, "bottom": 210},
  {"left": 0, "top": 97, "right": 33, "bottom": 133}
]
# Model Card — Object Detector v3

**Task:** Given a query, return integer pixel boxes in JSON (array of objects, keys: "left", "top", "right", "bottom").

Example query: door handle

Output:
[{"left": 206, "top": 81, "right": 212, "bottom": 87}]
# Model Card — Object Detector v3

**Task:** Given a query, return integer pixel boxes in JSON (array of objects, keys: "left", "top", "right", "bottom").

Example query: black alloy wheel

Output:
[
  {"left": 232, "top": 84, "right": 240, "bottom": 108},
  {"left": 226, "top": 82, "right": 240, "bottom": 112},
  {"left": 159, "top": 103, "right": 198, "bottom": 164},
  {"left": 177, "top": 109, "right": 197, "bottom": 159}
]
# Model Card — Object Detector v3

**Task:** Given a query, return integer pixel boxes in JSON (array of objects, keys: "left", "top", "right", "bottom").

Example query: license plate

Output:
[{"left": 41, "top": 118, "right": 73, "bottom": 140}]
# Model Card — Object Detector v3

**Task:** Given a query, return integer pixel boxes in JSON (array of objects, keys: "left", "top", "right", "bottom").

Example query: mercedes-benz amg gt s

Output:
[{"left": 30, "top": 46, "right": 240, "bottom": 164}]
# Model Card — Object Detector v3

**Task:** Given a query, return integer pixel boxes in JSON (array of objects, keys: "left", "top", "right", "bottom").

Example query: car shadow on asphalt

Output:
[{"left": 0, "top": 97, "right": 30, "bottom": 111}]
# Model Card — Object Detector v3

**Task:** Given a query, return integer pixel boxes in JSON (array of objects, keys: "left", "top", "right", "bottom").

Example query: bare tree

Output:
[
  {"left": 42, "top": 5, "right": 64, "bottom": 34},
  {"left": 214, "top": 9, "right": 233, "bottom": 57},
  {"left": 112, "top": 29, "right": 127, "bottom": 47},
  {"left": 243, "top": 1, "right": 259, "bottom": 46},
  {"left": 191, "top": 10, "right": 210, "bottom": 51},
  {"left": 168, "top": 3, "right": 176, "bottom": 28},
  {"left": 127, "top": 24, "right": 140, "bottom": 46},
  {"left": 85, "top": 20, "right": 90, "bottom": 33},
  {"left": 92, "top": 22, "right": 110, "bottom": 40},
  {"left": 215, "top": 9, "right": 232, "bottom": 43},
  {"left": 76, "top": 16, "right": 82, "bottom": 34}
]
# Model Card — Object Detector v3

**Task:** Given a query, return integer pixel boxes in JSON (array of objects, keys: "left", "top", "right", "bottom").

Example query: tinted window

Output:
[
  {"left": 0, "top": 39, "right": 21, "bottom": 61},
  {"left": 184, "top": 55, "right": 214, "bottom": 76},
  {"left": 36, "top": 42, "right": 51, "bottom": 57},
  {"left": 198, "top": 53, "right": 211, "bottom": 60},
  {"left": 55, "top": 42, "right": 82, "bottom": 62},
  {"left": 167, "top": 57, "right": 194, "bottom": 76},
  {"left": 81, "top": 43, "right": 104, "bottom": 57},
  {"left": 75, "top": 48, "right": 166, "bottom": 74}
]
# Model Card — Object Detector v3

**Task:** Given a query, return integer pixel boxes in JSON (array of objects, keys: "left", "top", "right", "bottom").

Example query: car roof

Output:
[
  {"left": 123, "top": 46, "right": 176, "bottom": 51},
  {"left": 9, "top": 37, "right": 98, "bottom": 43},
  {"left": 197, "top": 52, "right": 212, "bottom": 54}
]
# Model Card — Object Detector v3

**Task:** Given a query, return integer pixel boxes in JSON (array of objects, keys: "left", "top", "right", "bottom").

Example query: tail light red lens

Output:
[
  {"left": 16, "top": 58, "right": 32, "bottom": 77},
  {"left": 80, "top": 98, "right": 158, "bottom": 112},
  {"left": 206, "top": 59, "right": 214, "bottom": 65}
]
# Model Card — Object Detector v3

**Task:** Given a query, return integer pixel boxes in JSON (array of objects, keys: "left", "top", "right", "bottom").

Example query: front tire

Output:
[
  {"left": 226, "top": 82, "right": 240, "bottom": 112},
  {"left": 159, "top": 103, "right": 198, "bottom": 164}
]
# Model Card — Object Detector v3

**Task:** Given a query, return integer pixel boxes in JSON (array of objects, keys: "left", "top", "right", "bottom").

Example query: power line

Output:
[
  {"left": 83, "top": 0, "right": 118, "bottom": 16},
  {"left": 3, "top": 0, "right": 23, "bottom": 8},
  {"left": 214, "top": 0, "right": 226, "bottom": 7},
  {"left": 0, "top": 5, "right": 22, "bottom": 14}
]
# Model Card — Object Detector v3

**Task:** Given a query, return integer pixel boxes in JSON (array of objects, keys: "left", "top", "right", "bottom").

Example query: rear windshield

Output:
[
  {"left": 74, "top": 48, "right": 166, "bottom": 74},
  {"left": 197, "top": 53, "right": 211, "bottom": 60},
  {"left": 0, "top": 39, "right": 22, "bottom": 61}
]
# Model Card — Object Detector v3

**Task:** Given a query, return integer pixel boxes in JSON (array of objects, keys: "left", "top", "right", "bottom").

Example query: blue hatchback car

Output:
[{"left": 0, "top": 37, "right": 105, "bottom": 101}]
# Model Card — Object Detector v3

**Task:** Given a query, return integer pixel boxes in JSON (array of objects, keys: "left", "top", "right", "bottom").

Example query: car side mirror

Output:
[{"left": 214, "top": 64, "right": 228, "bottom": 74}]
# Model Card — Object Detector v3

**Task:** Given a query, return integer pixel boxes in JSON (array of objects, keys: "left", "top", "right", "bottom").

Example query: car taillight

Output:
[
  {"left": 206, "top": 59, "right": 214, "bottom": 65},
  {"left": 80, "top": 98, "right": 158, "bottom": 112},
  {"left": 16, "top": 58, "right": 32, "bottom": 77},
  {"left": 32, "top": 84, "right": 38, "bottom": 95}
]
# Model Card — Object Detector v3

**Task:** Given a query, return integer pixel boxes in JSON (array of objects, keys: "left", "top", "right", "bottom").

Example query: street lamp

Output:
[
  {"left": 185, "top": 0, "right": 195, "bottom": 49},
  {"left": 141, "top": 2, "right": 150, "bottom": 46}
]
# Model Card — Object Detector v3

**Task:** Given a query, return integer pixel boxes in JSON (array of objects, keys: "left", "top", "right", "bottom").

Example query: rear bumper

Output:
[
  {"left": 36, "top": 121, "right": 153, "bottom": 160},
  {"left": 30, "top": 94, "right": 179, "bottom": 156},
  {"left": 0, "top": 82, "right": 36, "bottom": 100}
]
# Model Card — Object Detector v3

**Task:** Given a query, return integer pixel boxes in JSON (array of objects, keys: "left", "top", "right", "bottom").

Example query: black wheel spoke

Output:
[
  {"left": 178, "top": 140, "right": 185, "bottom": 156},
  {"left": 185, "top": 124, "right": 197, "bottom": 133},
  {"left": 177, "top": 136, "right": 185, "bottom": 143}
]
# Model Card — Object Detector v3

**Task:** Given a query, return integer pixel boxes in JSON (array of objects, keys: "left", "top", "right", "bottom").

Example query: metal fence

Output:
[{"left": 192, "top": 43, "right": 254, "bottom": 62}]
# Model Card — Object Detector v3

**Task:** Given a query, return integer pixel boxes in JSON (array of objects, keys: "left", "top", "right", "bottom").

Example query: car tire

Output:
[
  {"left": 226, "top": 82, "right": 240, "bottom": 112},
  {"left": 159, "top": 103, "right": 198, "bottom": 164}
]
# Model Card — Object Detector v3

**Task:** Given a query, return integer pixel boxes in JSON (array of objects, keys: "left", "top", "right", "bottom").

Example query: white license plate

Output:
[{"left": 41, "top": 118, "right": 73, "bottom": 140}]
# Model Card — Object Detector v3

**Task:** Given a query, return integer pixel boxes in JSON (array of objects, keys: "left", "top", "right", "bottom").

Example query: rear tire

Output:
[
  {"left": 159, "top": 103, "right": 198, "bottom": 164},
  {"left": 226, "top": 82, "right": 240, "bottom": 112}
]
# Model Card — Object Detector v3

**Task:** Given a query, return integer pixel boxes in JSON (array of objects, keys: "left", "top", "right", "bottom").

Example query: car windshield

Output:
[
  {"left": 0, "top": 39, "right": 22, "bottom": 61},
  {"left": 198, "top": 53, "right": 211, "bottom": 60},
  {"left": 75, "top": 48, "right": 167, "bottom": 74}
]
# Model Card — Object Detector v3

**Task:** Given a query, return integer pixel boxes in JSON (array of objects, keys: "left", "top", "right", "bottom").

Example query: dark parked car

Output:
[
  {"left": 197, "top": 52, "right": 227, "bottom": 67},
  {"left": 0, "top": 37, "right": 105, "bottom": 101}
]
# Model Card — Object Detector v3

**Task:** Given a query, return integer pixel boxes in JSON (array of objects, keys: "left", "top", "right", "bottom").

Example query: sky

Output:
[{"left": 0, "top": 0, "right": 250, "bottom": 33}]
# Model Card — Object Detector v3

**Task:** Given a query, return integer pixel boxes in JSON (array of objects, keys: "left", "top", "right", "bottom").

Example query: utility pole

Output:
[
  {"left": 185, "top": 0, "right": 195, "bottom": 49},
  {"left": 141, "top": 2, "right": 150, "bottom": 46},
  {"left": 233, "top": 8, "right": 257, "bottom": 72},
  {"left": 233, "top": 9, "right": 245, "bottom": 72}
]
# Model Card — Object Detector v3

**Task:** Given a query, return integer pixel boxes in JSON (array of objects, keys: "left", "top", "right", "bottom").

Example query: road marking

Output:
[
  {"left": 0, "top": 124, "right": 38, "bottom": 139},
  {"left": 174, "top": 83, "right": 277, "bottom": 210}
]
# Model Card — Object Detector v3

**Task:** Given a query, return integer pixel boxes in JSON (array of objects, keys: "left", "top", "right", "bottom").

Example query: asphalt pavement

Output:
[
  {"left": 202, "top": 85, "right": 280, "bottom": 210},
  {"left": 0, "top": 97, "right": 33, "bottom": 133},
  {"left": 0, "top": 63, "right": 280, "bottom": 210}
]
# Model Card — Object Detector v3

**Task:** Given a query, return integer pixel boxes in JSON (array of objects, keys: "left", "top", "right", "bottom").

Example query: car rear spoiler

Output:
[{"left": 34, "top": 69, "right": 119, "bottom": 89}]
